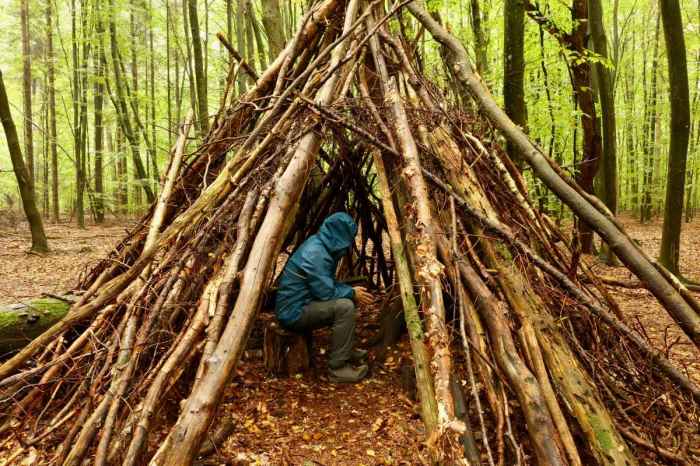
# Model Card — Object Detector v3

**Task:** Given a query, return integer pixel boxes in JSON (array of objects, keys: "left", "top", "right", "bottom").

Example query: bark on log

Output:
[{"left": 0, "top": 296, "right": 73, "bottom": 354}]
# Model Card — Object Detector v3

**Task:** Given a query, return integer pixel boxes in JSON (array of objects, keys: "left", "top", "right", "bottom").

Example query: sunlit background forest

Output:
[{"left": 1, "top": 0, "right": 698, "bottom": 226}]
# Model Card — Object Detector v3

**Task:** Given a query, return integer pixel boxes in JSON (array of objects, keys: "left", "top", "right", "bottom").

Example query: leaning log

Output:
[{"left": 0, "top": 296, "right": 73, "bottom": 354}]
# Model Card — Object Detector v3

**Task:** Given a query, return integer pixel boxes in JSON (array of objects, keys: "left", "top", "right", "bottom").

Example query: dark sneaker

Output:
[
  {"left": 328, "top": 364, "right": 368, "bottom": 383},
  {"left": 350, "top": 348, "right": 368, "bottom": 362}
]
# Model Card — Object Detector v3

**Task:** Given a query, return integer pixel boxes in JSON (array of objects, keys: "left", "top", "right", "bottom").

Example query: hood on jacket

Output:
[{"left": 317, "top": 212, "right": 357, "bottom": 255}]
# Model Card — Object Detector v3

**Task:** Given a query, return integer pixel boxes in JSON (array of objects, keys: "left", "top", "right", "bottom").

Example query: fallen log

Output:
[{"left": 0, "top": 295, "right": 74, "bottom": 354}]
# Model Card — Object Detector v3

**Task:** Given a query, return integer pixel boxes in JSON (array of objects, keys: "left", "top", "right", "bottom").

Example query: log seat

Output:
[{"left": 261, "top": 314, "right": 312, "bottom": 376}]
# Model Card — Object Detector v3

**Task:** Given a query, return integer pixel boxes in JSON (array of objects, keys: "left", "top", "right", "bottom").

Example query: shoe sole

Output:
[{"left": 328, "top": 367, "right": 368, "bottom": 383}]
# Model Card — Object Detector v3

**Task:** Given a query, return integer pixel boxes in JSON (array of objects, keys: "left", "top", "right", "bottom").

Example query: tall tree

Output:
[
  {"left": 640, "top": 12, "right": 661, "bottom": 223},
  {"left": 71, "top": 0, "right": 85, "bottom": 228},
  {"left": 188, "top": 0, "right": 209, "bottom": 135},
  {"left": 589, "top": 0, "right": 618, "bottom": 264},
  {"left": 261, "top": 0, "right": 286, "bottom": 60},
  {"left": 503, "top": 0, "right": 527, "bottom": 166},
  {"left": 469, "top": 0, "right": 489, "bottom": 77},
  {"left": 106, "top": 0, "right": 155, "bottom": 203},
  {"left": 235, "top": 0, "right": 246, "bottom": 94},
  {"left": 20, "top": 0, "right": 34, "bottom": 191},
  {"left": 658, "top": 0, "right": 691, "bottom": 275},
  {"left": 0, "top": 70, "right": 49, "bottom": 253},
  {"left": 527, "top": 0, "right": 603, "bottom": 253},
  {"left": 94, "top": 6, "right": 106, "bottom": 224},
  {"left": 46, "top": 0, "right": 59, "bottom": 222}
]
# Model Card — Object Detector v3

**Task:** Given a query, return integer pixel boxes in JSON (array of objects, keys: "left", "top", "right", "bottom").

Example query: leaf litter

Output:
[{"left": 1, "top": 214, "right": 699, "bottom": 464}]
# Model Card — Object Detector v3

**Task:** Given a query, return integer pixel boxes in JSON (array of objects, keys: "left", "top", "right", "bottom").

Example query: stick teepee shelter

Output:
[{"left": 1, "top": 1, "right": 698, "bottom": 464}]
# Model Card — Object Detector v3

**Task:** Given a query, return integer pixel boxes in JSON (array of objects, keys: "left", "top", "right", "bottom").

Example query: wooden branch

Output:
[{"left": 216, "top": 32, "right": 259, "bottom": 82}]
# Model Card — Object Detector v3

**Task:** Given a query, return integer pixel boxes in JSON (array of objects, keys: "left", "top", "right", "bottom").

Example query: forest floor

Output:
[{"left": 0, "top": 214, "right": 699, "bottom": 464}]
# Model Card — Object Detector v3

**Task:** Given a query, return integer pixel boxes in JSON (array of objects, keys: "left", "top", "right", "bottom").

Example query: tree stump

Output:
[{"left": 262, "top": 316, "right": 312, "bottom": 376}]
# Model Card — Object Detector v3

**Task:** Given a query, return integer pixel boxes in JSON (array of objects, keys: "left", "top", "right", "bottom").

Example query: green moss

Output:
[
  {"left": 0, "top": 297, "right": 71, "bottom": 354},
  {"left": 589, "top": 414, "right": 615, "bottom": 452}
]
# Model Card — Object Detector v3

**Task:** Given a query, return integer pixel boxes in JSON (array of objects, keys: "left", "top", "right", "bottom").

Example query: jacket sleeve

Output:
[{"left": 299, "top": 248, "right": 354, "bottom": 301}]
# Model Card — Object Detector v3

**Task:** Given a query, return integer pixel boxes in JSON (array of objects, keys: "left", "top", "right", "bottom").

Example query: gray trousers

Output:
[{"left": 284, "top": 298, "right": 356, "bottom": 369}]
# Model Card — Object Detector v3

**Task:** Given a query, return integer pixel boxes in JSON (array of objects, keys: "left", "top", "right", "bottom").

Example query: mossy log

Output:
[{"left": 0, "top": 296, "right": 73, "bottom": 354}]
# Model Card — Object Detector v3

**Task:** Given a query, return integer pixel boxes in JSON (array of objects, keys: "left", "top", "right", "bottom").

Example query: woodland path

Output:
[{"left": 0, "top": 216, "right": 698, "bottom": 464}]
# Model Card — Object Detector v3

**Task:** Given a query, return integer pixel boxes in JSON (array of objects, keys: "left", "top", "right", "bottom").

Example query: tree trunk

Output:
[
  {"left": 148, "top": 0, "right": 158, "bottom": 188},
  {"left": 0, "top": 70, "right": 49, "bottom": 253},
  {"left": 106, "top": 0, "right": 155, "bottom": 204},
  {"left": 469, "top": 0, "right": 489, "bottom": 78},
  {"left": 589, "top": 0, "right": 619, "bottom": 265},
  {"left": 188, "top": 0, "right": 209, "bottom": 135},
  {"left": 46, "top": 1, "right": 59, "bottom": 223},
  {"left": 235, "top": 0, "right": 246, "bottom": 94},
  {"left": 503, "top": 0, "right": 527, "bottom": 166},
  {"left": 261, "top": 0, "right": 286, "bottom": 61},
  {"left": 21, "top": 0, "right": 34, "bottom": 193},
  {"left": 658, "top": 0, "right": 691, "bottom": 276},
  {"left": 570, "top": 0, "right": 602, "bottom": 254},
  {"left": 641, "top": 14, "right": 661, "bottom": 223},
  {"left": 94, "top": 8, "right": 106, "bottom": 224}
]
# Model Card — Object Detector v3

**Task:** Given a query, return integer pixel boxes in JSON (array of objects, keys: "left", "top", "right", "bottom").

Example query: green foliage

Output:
[{"left": 0, "top": 0, "right": 698, "bottom": 220}]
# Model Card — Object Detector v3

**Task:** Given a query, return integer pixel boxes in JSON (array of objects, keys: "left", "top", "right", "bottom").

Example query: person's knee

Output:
[{"left": 335, "top": 298, "right": 356, "bottom": 319}]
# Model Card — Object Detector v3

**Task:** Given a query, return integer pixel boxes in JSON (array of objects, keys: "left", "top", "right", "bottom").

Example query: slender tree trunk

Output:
[
  {"left": 94, "top": 7, "right": 106, "bottom": 224},
  {"left": 188, "top": 0, "right": 209, "bottom": 135},
  {"left": 570, "top": 0, "right": 602, "bottom": 253},
  {"left": 21, "top": 0, "right": 34, "bottom": 193},
  {"left": 182, "top": 0, "right": 198, "bottom": 132},
  {"left": 244, "top": 0, "right": 256, "bottom": 71},
  {"left": 42, "top": 80, "right": 49, "bottom": 216},
  {"left": 469, "top": 0, "right": 489, "bottom": 78},
  {"left": 235, "top": 0, "right": 246, "bottom": 94},
  {"left": 166, "top": 0, "right": 173, "bottom": 148},
  {"left": 46, "top": 0, "right": 59, "bottom": 222},
  {"left": 589, "top": 0, "right": 619, "bottom": 264},
  {"left": 148, "top": 0, "right": 158, "bottom": 186},
  {"left": 129, "top": 0, "right": 143, "bottom": 209},
  {"left": 503, "top": 0, "right": 527, "bottom": 166},
  {"left": 71, "top": 0, "right": 85, "bottom": 228},
  {"left": 248, "top": 0, "right": 267, "bottom": 70},
  {"left": 641, "top": 14, "right": 661, "bottom": 223},
  {"left": 106, "top": 0, "right": 155, "bottom": 204},
  {"left": 261, "top": 0, "right": 286, "bottom": 60},
  {"left": 624, "top": 61, "right": 637, "bottom": 213},
  {"left": 0, "top": 70, "right": 49, "bottom": 253},
  {"left": 658, "top": 0, "right": 691, "bottom": 276}
]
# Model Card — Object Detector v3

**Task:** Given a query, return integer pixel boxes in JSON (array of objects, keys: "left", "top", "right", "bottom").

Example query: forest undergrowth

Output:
[{"left": 1, "top": 214, "right": 698, "bottom": 464}]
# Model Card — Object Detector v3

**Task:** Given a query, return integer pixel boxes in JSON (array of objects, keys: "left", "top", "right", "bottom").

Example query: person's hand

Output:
[{"left": 353, "top": 286, "right": 373, "bottom": 306}]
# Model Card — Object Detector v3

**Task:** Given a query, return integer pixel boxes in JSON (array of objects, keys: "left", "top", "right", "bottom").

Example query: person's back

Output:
[{"left": 275, "top": 212, "right": 373, "bottom": 383}]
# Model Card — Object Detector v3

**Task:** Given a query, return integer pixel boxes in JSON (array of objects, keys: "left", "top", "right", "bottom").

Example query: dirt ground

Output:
[
  {"left": 1, "top": 215, "right": 699, "bottom": 464},
  {"left": 0, "top": 221, "right": 134, "bottom": 306},
  {"left": 589, "top": 214, "right": 700, "bottom": 385}
]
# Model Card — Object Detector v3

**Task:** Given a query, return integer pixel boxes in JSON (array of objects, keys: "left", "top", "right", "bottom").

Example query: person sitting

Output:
[{"left": 275, "top": 212, "right": 373, "bottom": 383}]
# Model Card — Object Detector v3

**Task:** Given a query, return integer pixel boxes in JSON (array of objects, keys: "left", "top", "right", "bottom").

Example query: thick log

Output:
[{"left": 0, "top": 296, "right": 73, "bottom": 354}]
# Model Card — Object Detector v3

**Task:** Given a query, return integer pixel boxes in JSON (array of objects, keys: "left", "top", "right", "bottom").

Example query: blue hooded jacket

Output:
[{"left": 275, "top": 212, "right": 357, "bottom": 326}]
